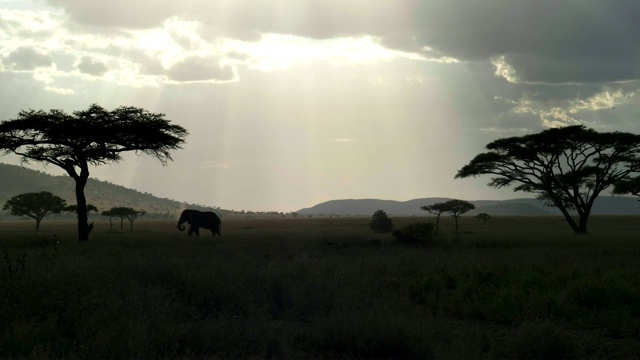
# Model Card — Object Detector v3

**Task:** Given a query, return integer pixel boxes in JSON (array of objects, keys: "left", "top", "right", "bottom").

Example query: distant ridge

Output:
[
  {"left": 297, "top": 196, "right": 640, "bottom": 216},
  {"left": 0, "top": 162, "right": 224, "bottom": 217}
]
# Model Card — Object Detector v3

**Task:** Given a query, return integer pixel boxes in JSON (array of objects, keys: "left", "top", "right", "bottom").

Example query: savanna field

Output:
[{"left": 2, "top": 215, "right": 640, "bottom": 359}]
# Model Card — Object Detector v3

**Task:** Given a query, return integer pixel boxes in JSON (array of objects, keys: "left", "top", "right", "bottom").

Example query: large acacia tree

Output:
[
  {"left": 455, "top": 125, "right": 640, "bottom": 234},
  {"left": 0, "top": 104, "right": 188, "bottom": 241}
]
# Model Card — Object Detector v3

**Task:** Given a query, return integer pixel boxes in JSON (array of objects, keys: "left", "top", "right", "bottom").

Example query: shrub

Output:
[
  {"left": 397, "top": 222, "right": 437, "bottom": 244},
  {"left": 369, "top": 210, "right": 393, "bottom": 233}
]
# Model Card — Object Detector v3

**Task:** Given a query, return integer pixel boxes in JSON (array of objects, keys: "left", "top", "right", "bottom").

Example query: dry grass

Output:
[{"left": 1, "top": 215, "right": 640, "bottom": 359}]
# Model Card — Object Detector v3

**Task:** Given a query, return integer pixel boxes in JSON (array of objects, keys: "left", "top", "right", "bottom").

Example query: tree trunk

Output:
[
  {"left": 75, "top": 166, "right": 90, "bottom": 242},
  {"left": 61, "top": 160, "right": 91, "bottom": 242},
  {"left": 35, "top": 218, "right": 41, "bottom": 231},
  {"left": 576, "top": 214, "right": 589, "bottom": 234},
  {"left": 556, "top": 204, "right": 588, "bottom": 234}
]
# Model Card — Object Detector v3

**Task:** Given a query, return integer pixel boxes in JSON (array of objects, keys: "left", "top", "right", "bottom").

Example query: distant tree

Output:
[
  {"left": 455, "top": 125, "right": 640, "bottom": 234},
  {"left": 102, "top": 209, "right": 116, "bottom": 229},
  {"left": 443, "top": 199, "right": 475, "bottom": 232},
  {"left": 124, "top": 208, "right": 145, "bottom": 230},
  {"left": 3, "top": 191, "right": 66, "bottom": 230},
  {"left": 103, "top": 207, "right": 145, "bottom": 230},
  {"left": 420, "top": 202, "right": 450, "bottom": 232},
  {"left": 0, "top": 104, "right": 188, "bottom": 241},
  {"left": 370, "top": 210, "right": 394, "bottom": 233},
  {"left": 475, "top": 213, "right": 492, "bottom": 224}
]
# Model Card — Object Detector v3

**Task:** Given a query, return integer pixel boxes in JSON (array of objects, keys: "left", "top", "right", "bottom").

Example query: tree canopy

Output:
[
  {"left": 613, "top": 176, "right": 640, "bottom": 198},
  {"left": 2, "top": 191, "right": 66, "bottom": 230},
  {"left": 455, "top": 125, "right": 640, "bottom": 234},
  {"left": 0, "top": 104, "right": 188, "bottom": 241}
]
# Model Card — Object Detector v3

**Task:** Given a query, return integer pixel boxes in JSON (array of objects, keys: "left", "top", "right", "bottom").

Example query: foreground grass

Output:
[{"left": 1, "top": 215, "right": 640, "bottom": 359}]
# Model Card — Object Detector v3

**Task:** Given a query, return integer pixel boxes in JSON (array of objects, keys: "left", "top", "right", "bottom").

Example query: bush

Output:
[
  {"left": 399, "top": 222, "right": 437, "bottom": 244},
  {"left": 369, "top": 210, "right": 393, "bottom": 233}
]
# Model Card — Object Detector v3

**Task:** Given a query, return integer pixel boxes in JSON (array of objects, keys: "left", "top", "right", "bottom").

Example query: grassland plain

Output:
[{"left": 1, "top": 215, "right": 640, "bottom": 359}]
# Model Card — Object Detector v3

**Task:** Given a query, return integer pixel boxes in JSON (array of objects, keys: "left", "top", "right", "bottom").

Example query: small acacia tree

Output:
[
  {"left": 123, "top": 208, "right": 145, "bottom": 230},
  {"left": 0, "top": 104, "right": 187, "bottom": 241},
  {"left": 456, "top": 125, "right": 640, "bottom": 234},
  {"left": 3, "top": 191, "right": 66, "bottom": 230},
  {"left": 103, "top": 207, "right": 145, "bottom": 230},
  {"left": 420, "top": 202, "right": 450, "bottom": 232},
  {"left": 475, "top": 213, "right": 492, "bottom": 224},
  {"left": 444, "top": 199, "right": 475, "bottom": 232},
  {"left": 102, "top": 209, "right": 116, "bottom": 229},
  {"left": 370, "top": 210, "right": 394, "bottom": 233}
]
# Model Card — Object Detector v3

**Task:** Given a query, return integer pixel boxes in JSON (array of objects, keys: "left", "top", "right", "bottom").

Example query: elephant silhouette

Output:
[{"left": 177, "top": 209, "right": 221, "bottom": 236}]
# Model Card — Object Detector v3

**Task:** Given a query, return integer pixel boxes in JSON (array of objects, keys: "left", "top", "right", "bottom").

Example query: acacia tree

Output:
[
  {"left": 3, "top": 191, "right": 66, "bottom": 230},
  {"left": 102, "top": 209, "right": 116, "bottom": 229},
  {"left": 420, "top": 202, "right": 449, "bottom": 232},
  {"left": 103, "top": 207, "right": 145, "bottom": 230},
  {"left": 122, "top": 208, "right": 145, "bottom": 230},
  {"left": 443, "top": 199, "right": 475, "bottom": 232},
  {"left": 0, "top": 104, "right": 188, "bottom": 241},
  {"left": 456, "top": 125, "right": 640, "bottom": 234},
  {"left": 475, "top": 213, "right": 492, "bottom": 224}
]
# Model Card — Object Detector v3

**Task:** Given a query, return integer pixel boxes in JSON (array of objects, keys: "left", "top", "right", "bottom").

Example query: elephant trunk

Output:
[{"left": 177, "top": 210, "right": 189, "bottom": 231}]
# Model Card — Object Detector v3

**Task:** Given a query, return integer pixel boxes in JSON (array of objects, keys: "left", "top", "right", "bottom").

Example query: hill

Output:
[
  {"left": 297, "top": 196, "right": 640, "bottom": 216},
  {"left": 0, "top": 162, "right": 227, "bottom": 218}
]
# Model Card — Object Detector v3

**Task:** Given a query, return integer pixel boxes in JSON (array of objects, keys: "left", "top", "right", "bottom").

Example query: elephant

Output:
[{"left": 177, "top": 209, "right": 221, "bottom": 236}]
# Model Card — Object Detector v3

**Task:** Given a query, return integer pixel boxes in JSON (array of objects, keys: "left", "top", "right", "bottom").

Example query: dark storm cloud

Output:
[
  {"left": 390, "top": 0, "right": 640, "bottom": 84},
  {"left": 4, "top": 46, "right": 52, "bottom": 70}
]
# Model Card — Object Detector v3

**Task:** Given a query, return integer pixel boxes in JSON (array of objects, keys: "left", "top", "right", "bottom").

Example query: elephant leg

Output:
[{"left": 188, "top": 224, "right": 200, "bottom": 236}]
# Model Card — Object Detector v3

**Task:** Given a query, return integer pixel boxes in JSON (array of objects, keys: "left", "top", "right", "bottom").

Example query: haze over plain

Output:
[{"left": 1, "top": 0, "right": 639, "bottom": 212}]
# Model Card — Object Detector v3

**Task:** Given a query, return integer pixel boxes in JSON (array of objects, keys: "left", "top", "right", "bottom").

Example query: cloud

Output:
[
  {"left": 3, "top": 46, "right": 51, "bottom": 70},
  {"left": 76, "top": 56, "right": 108, "bottom": 76},
  {"left": 44, "top": 85, "right": 74, "bottom": 94},
  {"left": 165, "top": 56, "right": 236, "bottom": 83},
  {"left": 41, "top": 0, "right": 640, "bottom": 86},
  {"left": 569, "top": 87, "right": 635, "bottom": 113},
  {"left": 2, "top": 0, "right": 639, "bottom": 130},
  {"left": 496, "top": 87, "right": 637, "bottom": 128}
]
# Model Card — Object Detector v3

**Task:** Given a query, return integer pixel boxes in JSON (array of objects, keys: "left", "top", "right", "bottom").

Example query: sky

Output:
[{"left": 1, "top": 0, "right": 640, "bottom": 212}]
